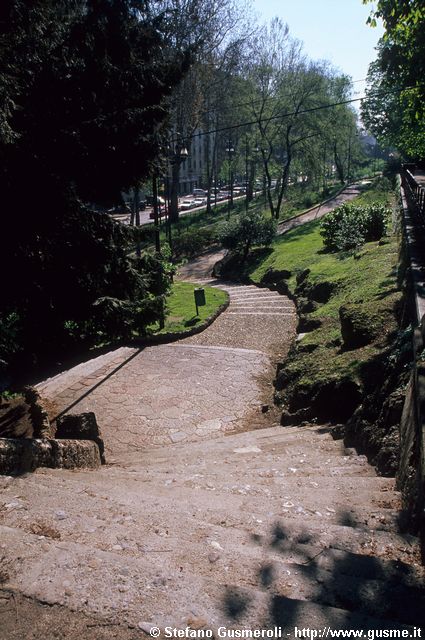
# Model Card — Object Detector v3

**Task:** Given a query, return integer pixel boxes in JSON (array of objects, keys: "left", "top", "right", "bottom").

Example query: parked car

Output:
[
  {"left": 180, "top": 199, "right": 196, "bottom": 210},
  {"left": 193, "top": 198, "right": 207, "bottom": 207},
  {"left": 193, "top": 188, "right": 208, "bottom": 197}
]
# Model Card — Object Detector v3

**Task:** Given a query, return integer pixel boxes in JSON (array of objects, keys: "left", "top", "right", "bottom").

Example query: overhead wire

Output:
[{"left": 172, "top": 83, "right": 420, "bottom": 146}]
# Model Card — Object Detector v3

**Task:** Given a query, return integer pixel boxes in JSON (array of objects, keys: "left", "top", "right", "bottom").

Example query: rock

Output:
[
  {"left": 55, "top": 412, "right": 105, "bottom": 464},
  {"left": 274, "top": 280, "right": 291, "bottom": 296},
  {"left": 297, "top": 315, "right": 322, "bottom": 332},
  {"left": 208, "top": 552, "right": 220, "bottom": 564},
  {"left": 308, "top": 281, "right": 336, "bottom": 303},
  {"left": 330, "top": 424, "right": 345, "bottom": 440},
  {"left": 345, "top": 447, "right": 357, "bottom": 456},
  {"left": 261, "top": 268, "right": 292, "bottom": 284},
  {"left": 297, "top": 297, "right": 318, "bottom": 314},
  {"left": 23, "top": 387, "right": 53, "bottom": 438},
  {"left": 296, "top": 342, "right": 319, "bottom": 354},
  {"left": 138, "top": 621, "right": 157, "bottom": 635},
  {"left": 339, "top": 303, "right": 379, "bottom": 349},
  {"left": 296, "top": 269, "right": 310, "bottom": 286},
  {"left": 210, "top": 540, "right": 224, "bottom": 551},
  {"left": 281, "top": 407, "right": 312, "bottom": 426},
  {"left": 187, "top": 616, "right": 208, "bottom": 630},
  {"left": 261, "top": 404, "right": 269, "bottom": 413},
  {"left": 54, "top": 510, "right": 67, "bottom": 520}
]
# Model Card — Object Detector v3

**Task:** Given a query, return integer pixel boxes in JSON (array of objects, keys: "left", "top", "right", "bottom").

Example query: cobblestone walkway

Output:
[{"left": 36, "top": 261, "right": 296, "bottom": 462}]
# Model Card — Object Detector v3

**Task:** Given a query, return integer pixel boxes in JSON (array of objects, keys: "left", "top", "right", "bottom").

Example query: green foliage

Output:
[
  {"left": 0, "top": 0, "right": 193, "bottom": 381},
  {"left": 219, "top": 210, "right": 276, "bottom": 260},
  {"left": 172, "top": 227, "right": 218, "bottom": 259},
  {"left": 0, "top": 207, "right": 173, "bottom": 379},
  {"left": 320, "top": 203, "right": 389, "bottom": 252},
  {"left": 362, "top": 1, "right": 425, "bottom": 159}
]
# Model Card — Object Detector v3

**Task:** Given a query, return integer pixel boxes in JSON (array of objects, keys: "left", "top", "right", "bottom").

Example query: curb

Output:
[{"left": 131, "top": 294, "right": 230, "bottom": 347}]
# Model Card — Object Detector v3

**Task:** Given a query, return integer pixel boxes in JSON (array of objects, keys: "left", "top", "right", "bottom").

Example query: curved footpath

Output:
[{"left": 1, "top": 187, "right": 424, "bottom": 638}]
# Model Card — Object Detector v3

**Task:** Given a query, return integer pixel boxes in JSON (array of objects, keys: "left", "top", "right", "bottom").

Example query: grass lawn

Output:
[
  {"left": 151, "top": 281, "right": 228, "bottom": 334},
  {"left": 245, "top": 179, "right": 401, "bottom": 394}
]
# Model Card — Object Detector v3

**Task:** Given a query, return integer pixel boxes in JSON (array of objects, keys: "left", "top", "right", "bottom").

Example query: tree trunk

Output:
[{"left": 169, "top": 161, "right": 180, "bottom": 223}]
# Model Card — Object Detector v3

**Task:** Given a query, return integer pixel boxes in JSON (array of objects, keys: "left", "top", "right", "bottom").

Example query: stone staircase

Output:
[
  {"left": 1, "top": 277, "right": 424, "bottom": 636},
  {"left": 1, "top": 424, "right": 424, "bottom": 634}
]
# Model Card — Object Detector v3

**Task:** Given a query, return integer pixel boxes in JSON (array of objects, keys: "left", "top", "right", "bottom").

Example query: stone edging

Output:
[{"left": 0, "top": 437, "right": 101, "bottom": 475}]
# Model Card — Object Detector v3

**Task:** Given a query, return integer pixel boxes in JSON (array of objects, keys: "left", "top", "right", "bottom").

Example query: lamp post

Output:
[
  {"left": 225, "top": 141, "right": 234, "bottom": 219},
  {"left": 169, "top": 137, "right": 189, "bottom": 224},
  {"left": 247, "top": 144, "right": 260, "bottom": 208},
  {"left": 152, "top": 173, "right": 161, "bottom": 253}
]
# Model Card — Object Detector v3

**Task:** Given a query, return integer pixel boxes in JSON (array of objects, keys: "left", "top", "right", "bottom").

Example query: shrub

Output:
[
  {"left": 219, "top": 211, "right": 276, "bottom": 262},
  {"left": 320, "top": 202, "right": 389, "bottom": 252},
  {"left": 172, "top": 227, "right": 218, "bottom": 258}
]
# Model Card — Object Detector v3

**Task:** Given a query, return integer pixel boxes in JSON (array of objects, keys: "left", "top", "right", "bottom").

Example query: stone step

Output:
[{"left": 1, "top": 525, "right": 421, "bottom": 631}]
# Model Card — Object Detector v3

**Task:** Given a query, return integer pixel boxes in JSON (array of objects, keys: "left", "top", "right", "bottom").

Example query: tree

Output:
[
  {"left": 362, "top": 0, "right": 425, "bottom": 159},
  {"left": 219, "top": 210, "right": 276, "bottom": 262},
  {"left": 163, "top": 0, "right": 255, "bottom": 222},
  {"left": 243, "top": 19, "right": 361, "bottom": 218},
  {"left": 0, "top": 0, "right": 193, "bottom": 379}
]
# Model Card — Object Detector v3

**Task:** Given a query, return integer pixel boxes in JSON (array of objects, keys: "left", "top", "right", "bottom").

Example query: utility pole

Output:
[{"left": 347, "top": 133, "right": 352, "bottom": 185}]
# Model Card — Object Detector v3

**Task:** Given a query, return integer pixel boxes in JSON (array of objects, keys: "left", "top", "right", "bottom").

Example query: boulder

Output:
[
  {"left": 308, "top": 281, "right": 336, "bottom": 303},
  {"left": 280, "top": 407, "right": 313, "bottom": 426},
  {"left": 23, "top": 386, "right": 53, "bottom": 438},
  {"left": 297, "top": 297, "right": 318, "bottom": 314},
  {"left": 297, "top": 315, "right": 322, "bottom": 332},
  {"left": 339, "top": 303, "right": 379, "bottom": 349},
  {"left": 261, "top": 268, "right": 292, "bottom": 284},
  {"left": 296, "top": 269, "right": 310, "bottom": 286}
]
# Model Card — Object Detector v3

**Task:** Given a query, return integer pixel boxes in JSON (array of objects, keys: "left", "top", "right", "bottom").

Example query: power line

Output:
[
  {"left": 193, "top": 76, "right": 369, "bottom": 121},
  {"left": 175, "top": 84, "right": 419, "bottom": 145}
]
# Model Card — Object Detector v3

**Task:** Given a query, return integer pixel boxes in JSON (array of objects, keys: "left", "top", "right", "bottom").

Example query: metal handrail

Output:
[{"left": 402, "top": 166, "right": 425, "bottom": 220}]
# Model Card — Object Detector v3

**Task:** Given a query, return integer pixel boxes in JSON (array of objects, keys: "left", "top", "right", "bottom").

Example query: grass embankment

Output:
[
  {"left": 151, "top": 281, "right": 228, "bottom": 335},
  {"left": 243, "top": 180, "right": 401, "bottom": 422}
]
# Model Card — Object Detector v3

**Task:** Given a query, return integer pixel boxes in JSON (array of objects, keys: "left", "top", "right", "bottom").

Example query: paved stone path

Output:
[
  {"left": 35, "top": 273, "right": 296, "bottom": 463},
  {"left": 277, "top": 183, "right": 365, "bottom": 235}
]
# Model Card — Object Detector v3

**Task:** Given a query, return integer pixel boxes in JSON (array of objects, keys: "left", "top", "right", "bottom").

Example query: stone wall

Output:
[{"left": 0, "top": 438, "right": 101, "bottom": 475}]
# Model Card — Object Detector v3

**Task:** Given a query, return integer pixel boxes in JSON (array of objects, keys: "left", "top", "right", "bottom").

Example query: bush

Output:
[
  {"left": 172, "top": 227, "right": 218, "bottom": 258},
  {"left": 219, "top": 210, "right": 276, "bottom": 262},
  {"left": 320, "top": 202, "right": 389, "bottom": 252}
]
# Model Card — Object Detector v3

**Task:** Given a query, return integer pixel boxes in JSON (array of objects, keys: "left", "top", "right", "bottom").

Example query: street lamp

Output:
[
  {"left": 246, "top": 143, "right": 260, "bottom": 208},
  {"left": 169, "top": 137, "right": 189, "bottom": 225}
]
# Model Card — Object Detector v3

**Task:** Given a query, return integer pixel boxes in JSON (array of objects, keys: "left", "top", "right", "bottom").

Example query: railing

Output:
[
  {"left": 401, "top": 165, "right": 425, "bottom": 220},
  {"left": 398, "top": 177, "right": 425, "bottom": 558}
]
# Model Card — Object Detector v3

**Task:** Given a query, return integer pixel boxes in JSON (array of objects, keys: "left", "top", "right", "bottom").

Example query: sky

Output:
[{"left": 251, "top": 0, "right": 384, "bottom": 98}]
